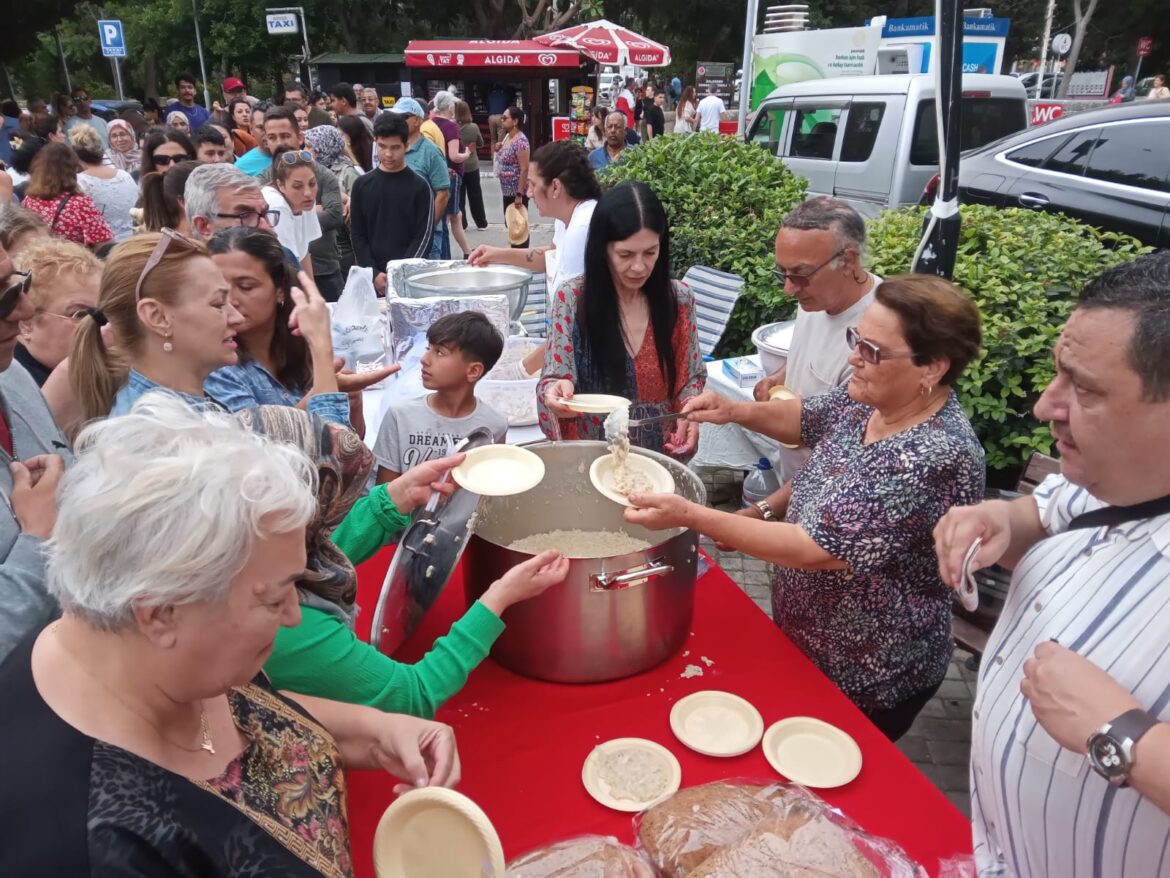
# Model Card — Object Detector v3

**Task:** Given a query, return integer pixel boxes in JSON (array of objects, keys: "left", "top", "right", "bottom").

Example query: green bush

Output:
[
  {"left": 601, "top": 133, "right": 807, "bottom": 354},
  {"left": 867, "top": 205, "right": 1150, "bottom": 473}
]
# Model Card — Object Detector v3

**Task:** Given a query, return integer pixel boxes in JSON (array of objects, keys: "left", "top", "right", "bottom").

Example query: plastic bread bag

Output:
[
  {"left": 506, "top": 836, "right": 655, "bottom": 878},
  {"left": 331, "top": 265, "right": 387, "bottom": 373},
  {"left": 634, "top": 779, "right": 926, "bottom": 878}
]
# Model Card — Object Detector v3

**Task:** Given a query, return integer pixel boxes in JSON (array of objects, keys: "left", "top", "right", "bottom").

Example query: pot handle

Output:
[{"left": 591, "top": 562, "right": 675, "bottom": 591}]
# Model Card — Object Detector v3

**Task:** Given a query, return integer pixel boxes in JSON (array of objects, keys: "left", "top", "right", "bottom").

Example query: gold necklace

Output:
[{"left": 51, "top": 623, "right": 215, "bottom": 755}]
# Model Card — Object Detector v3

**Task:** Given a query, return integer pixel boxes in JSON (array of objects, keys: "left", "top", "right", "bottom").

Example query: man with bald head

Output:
[{"left": 589, "top": 111, "right": 632, "bottom": 170}]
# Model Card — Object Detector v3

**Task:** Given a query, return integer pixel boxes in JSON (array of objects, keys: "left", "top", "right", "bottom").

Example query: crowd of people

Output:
[{"left": 0, "top": 68, "right": 1166, "bottom": 878}]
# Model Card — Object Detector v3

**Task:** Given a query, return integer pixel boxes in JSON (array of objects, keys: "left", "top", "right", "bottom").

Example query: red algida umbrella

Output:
[{"left": 534, "top": 18, "right": 671, "bottom": 67}]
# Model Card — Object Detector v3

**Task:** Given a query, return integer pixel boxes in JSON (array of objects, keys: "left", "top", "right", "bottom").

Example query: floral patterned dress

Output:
[
  {"left": 775, "top": 385, "right": 985, "bottom": 711},
  {"left": 536, "top": 277, "right": 706, "bottom": 453},
  {"left": 22, "top": 191, "right": 114, "bottom": 248},
  {"left": 2, "top": 631, "right": 353, "bottom": 877},
  {"left": 495, "top": 132, "right": 529, "bottom": 197}
]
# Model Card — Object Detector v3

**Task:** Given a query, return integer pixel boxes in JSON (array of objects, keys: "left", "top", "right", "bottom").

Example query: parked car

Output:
[
  {"left": 1013, "top": 71, "right": 1062, "bottom": 99},
  {"left": 90, "top": 99, "right": 143, "bottom": 122},
  {"left": 952, "top": 101, "right": 1170, "bottom": 247},
  {"left": 746, "top": 73, "right": 1028, "bottom": 217}
]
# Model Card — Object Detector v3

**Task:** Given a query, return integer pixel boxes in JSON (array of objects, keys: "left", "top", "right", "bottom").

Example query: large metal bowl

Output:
[
  {"left": 752, "top": 319, "right": 796, "bottom": 377},
  {"left": 404, "top": 266, "right": 532, "bottom": 325},
  {"left": 464, "top": 441, "right": 706, "bottom": 683}
]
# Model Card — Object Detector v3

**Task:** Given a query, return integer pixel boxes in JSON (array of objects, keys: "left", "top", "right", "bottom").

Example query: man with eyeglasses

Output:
[
  {"left": 63, "top": 89, "right": 108, "bottom": 148},
  {"left": 0, "top": 241, "right": 71, "bottom": 664},
  {"left": 184, "top": 163, "right": 278, "bottom": 240},
  {"left": 744, "top": 197, "right": 880, "bottom": 516}
]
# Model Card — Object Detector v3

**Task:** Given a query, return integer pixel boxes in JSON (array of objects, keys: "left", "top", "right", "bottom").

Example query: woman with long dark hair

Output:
[
  {"left": 136, "top": 160, "right": 198, "bottom": 234},
  {"left": 225, "top": 97, "right": 257, "bottom": 158},
  {"left": 674, "top": 85, "right": 698, "bottom": 133},
  {"left": 138, "top": 127, "right": 195, "bottom": 181},
  {"left": 203, "top": 226, "right": 388, "bottom": 430},
  {"left": 338, "top": 113, "right": 373, "bottom": 173},
  {"left": 537, "top": 181, "right": 705, "bottom": 456}
]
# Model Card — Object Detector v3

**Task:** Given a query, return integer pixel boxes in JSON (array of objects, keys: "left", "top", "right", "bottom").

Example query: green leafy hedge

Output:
[
  {"left": 601, "top": 133, "right": 807, "bottom": 353},
  {"left": 867, "top": 206, "right": 1150, "bottom": 473}
]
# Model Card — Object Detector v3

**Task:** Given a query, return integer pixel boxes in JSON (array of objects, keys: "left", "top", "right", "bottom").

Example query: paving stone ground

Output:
[{"left": 696, "top": 468, "right": 975, "bottom": 818}]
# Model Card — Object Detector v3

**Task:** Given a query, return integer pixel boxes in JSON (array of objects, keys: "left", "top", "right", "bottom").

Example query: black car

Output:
[{"left": 953, "top": 102, "right": 1170, "bottom": 247}]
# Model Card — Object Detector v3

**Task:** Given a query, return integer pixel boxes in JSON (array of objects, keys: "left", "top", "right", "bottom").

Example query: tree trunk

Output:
[
  {"left": 143, "top": 51, "right": 159, "bottom": 101},
  {"left": 1056, "top": 0, "right": 1099, "bottom": 99}
]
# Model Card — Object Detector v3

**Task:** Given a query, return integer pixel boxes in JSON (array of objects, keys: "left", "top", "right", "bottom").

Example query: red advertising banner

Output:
[
  {"left": 404, "top": 40, "right": 581, "bottom": 68},
  {"left": 1138, "top": 36, "right": 1153, "bottom": 57},
  {"left": 551, "top": 117, "right": 572, "bottom": 141}
]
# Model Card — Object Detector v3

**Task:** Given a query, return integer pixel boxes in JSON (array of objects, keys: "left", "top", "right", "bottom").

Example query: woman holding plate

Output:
[
  {"left": 625, "top": 274, "right": 984, "bottom": 740},
  {"left": 536, "top": 181, "right": 705, "bottom": 457}
]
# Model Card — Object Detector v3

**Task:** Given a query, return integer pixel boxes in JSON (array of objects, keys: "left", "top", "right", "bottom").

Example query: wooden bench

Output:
[{"left": 951, "top": 452, "right": 1061, "bottom": 657}]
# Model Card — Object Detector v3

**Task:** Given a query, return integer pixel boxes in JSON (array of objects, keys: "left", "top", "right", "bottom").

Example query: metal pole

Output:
[
  {"left": 298, "top": 7, "right": 314, "bottom": 92},
  {"left": 736, "top": 0, "right": 760, "bottom": 136},
  {"left": 1133, "top": 55, "right": 1143, "bottom": 91},
  {"left": 1035, "top": 0, "right": 1055, "bottom": 98},
  {"left": 112, "top": 57, "right": 125, "bottom": 101},
  {"left": 191, "top": 0, "right": 212, "bottom": 109},
  {"left": 54, "top": 27, "right": 73, "bottom": 93}
]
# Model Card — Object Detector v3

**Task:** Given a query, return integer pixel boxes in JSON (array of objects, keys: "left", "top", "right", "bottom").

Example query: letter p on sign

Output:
[{"left": 98, "top": 19, "right": 126, "bottom": 57}]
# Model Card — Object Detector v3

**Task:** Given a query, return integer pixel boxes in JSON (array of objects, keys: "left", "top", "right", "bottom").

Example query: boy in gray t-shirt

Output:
[{"left": 374, "top": 312, "right": 508, "bottom": 482}]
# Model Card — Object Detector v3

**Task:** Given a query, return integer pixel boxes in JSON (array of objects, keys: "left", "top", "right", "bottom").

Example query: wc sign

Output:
[
  {"left": 97, "top": 20, "right": 126, "bottom": 57},
  {"left": 265, "top": 12, "right": 299, "bottom": 34}
]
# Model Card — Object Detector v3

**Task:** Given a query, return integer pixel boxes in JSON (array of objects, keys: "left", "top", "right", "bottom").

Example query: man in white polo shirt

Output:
[{"left": 935, "top": 251, "right": 1170, "bottom": 877}]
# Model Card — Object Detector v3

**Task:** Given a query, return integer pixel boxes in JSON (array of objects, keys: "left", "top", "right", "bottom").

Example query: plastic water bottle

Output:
[{"left": 741, "top": 457, "right": 781, "bottom": 508}]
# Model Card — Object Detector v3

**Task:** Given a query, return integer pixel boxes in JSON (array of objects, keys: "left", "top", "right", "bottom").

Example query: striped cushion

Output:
[{"left": 682, "top": 265, "right": 746, "bottom": 357}]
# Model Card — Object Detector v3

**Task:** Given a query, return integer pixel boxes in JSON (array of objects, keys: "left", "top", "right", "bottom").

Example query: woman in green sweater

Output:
[{"left": 234, "top": 405, "right": 569, "bottom": 718}]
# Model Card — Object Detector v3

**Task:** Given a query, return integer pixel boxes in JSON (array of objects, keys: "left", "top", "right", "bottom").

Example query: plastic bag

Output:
[
  {"left": 635, "top": 779, "right": 926, "bottom": 878},
  {"left": 507, "top": 835, "right": 655, "bottom": 878},
  {"left": 331, "top": 266, "right": 387, "bottom": 377}
]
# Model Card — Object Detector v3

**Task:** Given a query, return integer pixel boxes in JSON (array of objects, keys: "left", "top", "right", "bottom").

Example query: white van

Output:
[{"left": 746, "top": 73, "right": 1028, "bottom": 217}]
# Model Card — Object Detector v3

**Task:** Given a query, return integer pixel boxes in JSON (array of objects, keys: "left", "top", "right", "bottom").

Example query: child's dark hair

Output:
[{"left": 426, "top": 312, "right": 504, "bottom": 377}]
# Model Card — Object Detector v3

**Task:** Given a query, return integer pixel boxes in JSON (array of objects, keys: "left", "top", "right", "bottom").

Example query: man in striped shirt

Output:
[{"left": 935, "top": 251, "right": 1170, "bottom": 877}]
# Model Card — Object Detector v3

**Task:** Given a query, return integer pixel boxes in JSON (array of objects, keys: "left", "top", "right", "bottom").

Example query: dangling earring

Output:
[
  {"left": 920, "top": 384, "right": 932, "bottom": 397},
  {"left": 163, "top": 334, "right": 174, "bottom": 353}
]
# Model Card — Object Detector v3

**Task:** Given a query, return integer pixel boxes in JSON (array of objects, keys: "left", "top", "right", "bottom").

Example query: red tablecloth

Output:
[{"left": 346, "top": 548, "right": 972, "bottom": 876}]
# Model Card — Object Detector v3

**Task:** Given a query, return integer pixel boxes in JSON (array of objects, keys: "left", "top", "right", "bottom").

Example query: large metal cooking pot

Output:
[
  {"left": 464, "top": 441, "right": 706, "bottom": 683},
  {"left": 404, "top": 266, "right": 532, "bottom": 327}
]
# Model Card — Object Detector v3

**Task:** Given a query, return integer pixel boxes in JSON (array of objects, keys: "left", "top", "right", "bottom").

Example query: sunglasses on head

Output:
[
  {"left": 279, "top": 149, "right": 314, "bottom": 165},
  {"left": 135, "top": 228, "right": 199, "bottom": 302},
  {"left": 0, "top": 270, "right": 32, "bottom": 320},
  {"left": 152, "top": 154, "right": 185, "bottom": 167},
  {"left": 845, "top": 326, "right": 920, "bottom": 365}
]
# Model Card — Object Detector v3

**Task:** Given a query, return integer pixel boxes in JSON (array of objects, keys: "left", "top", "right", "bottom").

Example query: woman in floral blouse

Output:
[
  {"left": 21, "top": 142, "right": 113, "bottom": 250},
  {"left": 495, "top": 106, "right": 529, "bottom": 245},
  {"left": 628, "top": 274, "right": 985, "bottom": 740},
  {"left": 538, "top": 181, "right": 706, "bottom": 456}
]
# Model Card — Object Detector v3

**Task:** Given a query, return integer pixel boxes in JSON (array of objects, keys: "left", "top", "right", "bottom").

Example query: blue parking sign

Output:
[{"left": 98, "top": 20, "right": 126, "bottom": 58}]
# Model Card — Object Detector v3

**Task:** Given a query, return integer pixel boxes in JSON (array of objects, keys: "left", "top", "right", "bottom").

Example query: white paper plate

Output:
[
  {"left": 373, "top": 787, "right": 505, "bottom": 878},
  {"left": 451, "top": 445, "right": 545, "bottom": 496},
  {"left": 562, "top": 393, "right": 632, "bottom": 414},
  {"left": 761, "top": 717, "right": 862, "bottom": 788},
  {"left": 589, "top": 452, "right": 675, "bottom": 506},
  {"left": 669, "top": 690, "right": 765, "bottom": 757},
  {"left": 581, "top": 737, "right": 682, "bottom": 812}
]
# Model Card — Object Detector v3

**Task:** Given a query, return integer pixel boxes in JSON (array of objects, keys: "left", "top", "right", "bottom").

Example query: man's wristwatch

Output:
[
  {"left": 1086, "top": 708, "right": 1160, "bottom": 786},
  {"left": 753, "top": 500, "right": 775, "bottom": 522}
]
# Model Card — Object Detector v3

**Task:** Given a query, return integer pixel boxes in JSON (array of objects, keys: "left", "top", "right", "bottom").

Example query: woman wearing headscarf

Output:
[
  {"left": 239, "top": 404, "right": 570, "bottom": 718},
  {"left": 304, "top": 125, "right": 359, "bottom": 274},
  {"left": 105, "top": 119, "right": 141, "bottom": 173}
]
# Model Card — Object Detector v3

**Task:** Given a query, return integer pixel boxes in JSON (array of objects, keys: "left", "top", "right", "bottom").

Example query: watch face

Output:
[{"left": 1088, "top": 732, "right": 1129, "bottom": 781}]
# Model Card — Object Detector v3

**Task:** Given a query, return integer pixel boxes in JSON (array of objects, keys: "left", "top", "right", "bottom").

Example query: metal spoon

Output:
[{"left": 958, "top": 537, "right": 982, "bottom": 612}]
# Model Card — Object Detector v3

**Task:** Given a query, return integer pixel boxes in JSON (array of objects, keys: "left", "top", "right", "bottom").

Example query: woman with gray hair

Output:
[{"left": 0, "top": 394, "right": 460, "bottom": 874}]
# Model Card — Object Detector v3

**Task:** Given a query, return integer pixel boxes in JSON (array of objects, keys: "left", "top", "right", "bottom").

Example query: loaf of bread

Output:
[
  {"left": 636, "top": 782, "right": 813, "bottom": 878},
  {"left": 688, "top": 812, "right": 880, "bottom": 878},
  {"left": 506, "top": 836, "right": 655, "bottom": 878}
]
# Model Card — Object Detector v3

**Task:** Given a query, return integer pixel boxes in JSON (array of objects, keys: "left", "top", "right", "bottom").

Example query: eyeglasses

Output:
[
  {"left": 37, "top": 307, "right": 90, "bottom": 323},
  {"left": 152, "top": 154, "right": 185, "bottom": 167},
  {"left": 213, "top": 209, "right": 280, "bottom": 229},
  {"left": 73, "top": 95, "right": 90, "bottom": 102},
  {"left": 278, "top": 149, "right": 314, "bottom": 165},
  {"left": 845, "top": 326, "right": 920, "bottom": 365},
  {"left": 135, "top": 228, "right": 199, "bottom": 302},
  {"left": 773, "top": 249, "right": 844, "bottom": 288},
  {"left": 0, "top": 270, "right": 32, "bottom": 319}
]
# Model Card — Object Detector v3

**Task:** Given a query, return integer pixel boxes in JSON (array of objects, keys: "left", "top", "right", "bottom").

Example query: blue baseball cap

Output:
[{"left": 389, "top": 97, "right": 426, "bottom": 118}]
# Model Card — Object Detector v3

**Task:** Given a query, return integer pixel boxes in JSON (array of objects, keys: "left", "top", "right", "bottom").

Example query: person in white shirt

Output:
[
  {"left": 935, "top": 250, "right": 1170, "bottom": 878},
  {"left": 746, "top": 197, "right": 880, "bottom": 509},
  {"left": 696, "top": 83, "right": 727, "bottom": 133},
  {"left": 467, "top": 140, "right": 602, "bottom": 378},
  {"left": 262, "top": 148, "right": 321, "bottom": 278}
]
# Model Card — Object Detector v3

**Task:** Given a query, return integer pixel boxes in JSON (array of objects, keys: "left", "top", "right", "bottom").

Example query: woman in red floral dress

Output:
[
  {"left": 537, "top": 180, "right": 705, "bottom": 456},
  {"left": 20, "top": 142, "right": 114, "bottom": 250}
]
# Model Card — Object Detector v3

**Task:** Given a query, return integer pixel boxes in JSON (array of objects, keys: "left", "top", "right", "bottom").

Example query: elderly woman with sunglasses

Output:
[
  {"left": 0, "top": 395, "right": 459, "bottom": 875},
  {"left": 626, "top": 274, "right": 986, "bottom": 741},
  {"left": 69, "top": 229, "right": 348, "bottom": 429}
]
